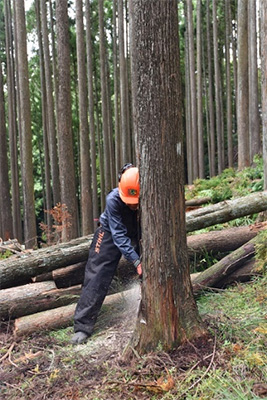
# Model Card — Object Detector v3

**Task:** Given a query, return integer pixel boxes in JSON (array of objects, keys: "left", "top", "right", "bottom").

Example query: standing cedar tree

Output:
[{"left": 128, "top": 0, "right": 206, "bottom": 354}]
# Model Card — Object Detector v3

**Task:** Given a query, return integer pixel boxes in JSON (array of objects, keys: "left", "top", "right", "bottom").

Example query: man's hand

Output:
[{"left": 137, "top": 263, "right": 142, "bottom": 276}]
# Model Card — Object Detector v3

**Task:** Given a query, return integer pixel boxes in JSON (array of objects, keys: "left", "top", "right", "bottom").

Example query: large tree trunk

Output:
[{"left": 129, "top": 0, "right": 205, "bottom": 354}]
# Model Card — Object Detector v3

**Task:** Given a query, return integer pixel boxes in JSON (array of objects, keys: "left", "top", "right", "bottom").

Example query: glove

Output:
[{"left": 137, "top": 263, "right": 142, "bottom": 276}]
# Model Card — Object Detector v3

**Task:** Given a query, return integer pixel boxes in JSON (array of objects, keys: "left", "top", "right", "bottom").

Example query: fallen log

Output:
[
  {"left": 218, "top": 258, "right": 260, "bottom": 287},
  {"left": 187, "top": 222, "right": 266, "bottom": 256},
  {"left": 0, "top": 239, "right": 91, "bottom": 289},
  {"left": 14, "top": 287, "right": 139, "bottom": 337},
  {"left": 186, "top": 191, "right": 267, "bottom": 232},
  {"left": 1, "top": 192, "right": 266, "bottom": 289},
  {"left": 0, "top": 282, "right": 81, "bottom": 320},
  {"left": 191, "top": 236, "right": 262, "bottom": 293}
]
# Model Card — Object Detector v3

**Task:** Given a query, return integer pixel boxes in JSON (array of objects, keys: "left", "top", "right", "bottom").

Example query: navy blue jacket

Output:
[{"left": 99, "top": 188, "right": 140, "bottom": 266}]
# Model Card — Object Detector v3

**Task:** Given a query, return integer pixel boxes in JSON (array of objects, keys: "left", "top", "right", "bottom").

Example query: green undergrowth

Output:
[{"left": 185, "top": 156, "right": 264, "bottom": 205}]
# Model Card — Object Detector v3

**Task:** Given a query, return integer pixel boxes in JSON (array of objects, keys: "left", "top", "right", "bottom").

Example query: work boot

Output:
[{"left": 70, "top": 331, "right": 90, "bottom": 345}]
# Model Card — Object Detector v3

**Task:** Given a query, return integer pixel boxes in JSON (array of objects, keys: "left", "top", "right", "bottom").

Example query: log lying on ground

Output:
[
  {"left": 1, "top": 192, "right": 266, "bottom": 289},
  {"left": 186, "top": 191, "right": 267, "bottom": 232},
  {"left": 0, "top": 282, "right": 81, "bottom": 320},
  {"left": 187, "top": 222, "right": 266, "bottom": 256},
  {"left": 0, "top": 239, "right": 92, "bottom": 289},
  {"left": 191, "top": 236, "right": 261, "bottom": 293},
  {"left": 13, "top": 255, "right": 261, "bottom": 336},
  {"left": 14, "top": 287, "right": 139, "bottom": 337}
]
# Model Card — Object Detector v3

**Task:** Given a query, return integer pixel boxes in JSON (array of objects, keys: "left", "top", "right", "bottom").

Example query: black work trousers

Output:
[{"left": 73, "top": 226, "right": 122, "bottom": 335}]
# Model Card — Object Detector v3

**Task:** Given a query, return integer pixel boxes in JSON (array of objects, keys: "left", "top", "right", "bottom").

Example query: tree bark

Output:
[{"left": 14, "top": 288, "right": 138, "bottom": 337}]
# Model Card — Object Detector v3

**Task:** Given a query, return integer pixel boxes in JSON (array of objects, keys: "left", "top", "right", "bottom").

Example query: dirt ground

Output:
[{"left": 0, "top": 283, "right": 235, "bottom": 399}]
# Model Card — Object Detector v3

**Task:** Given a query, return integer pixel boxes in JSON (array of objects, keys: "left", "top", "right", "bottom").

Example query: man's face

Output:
[{"left": 126, "top": 203, "right": 139, "bottom": 211}]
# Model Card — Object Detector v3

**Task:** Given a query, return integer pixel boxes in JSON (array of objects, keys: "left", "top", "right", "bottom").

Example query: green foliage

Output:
[
  {"left": 186, "top": 158, "right": 264, "bottom": 204},
  {"left": 0, "top": 249, "right": 12, "bottom": 259}
]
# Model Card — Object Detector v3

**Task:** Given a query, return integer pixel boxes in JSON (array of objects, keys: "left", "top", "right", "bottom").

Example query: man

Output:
[{"left": 70, "top": 164, "right": 142, "bottom": 344}]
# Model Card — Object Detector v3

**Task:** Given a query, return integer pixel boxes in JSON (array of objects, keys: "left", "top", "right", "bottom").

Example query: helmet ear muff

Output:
[{"left": 118, "top": 163, "right": 133, "bottom": 182}]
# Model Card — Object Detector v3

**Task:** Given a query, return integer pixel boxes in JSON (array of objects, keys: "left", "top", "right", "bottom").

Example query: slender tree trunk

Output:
[
  {"left": 40, "top": 0, "right": 60, "bottom": 206},
  {"left": 197, "top": 0, "right": 204, "bottom": 178},
  {"left": 75, "top": 0, "right": 94, "bottom": 235},
  {"left": 4, "top": 0, "right": 22, "bottom": 242},
  {"left": 129, "top": 0, "right": 205, "bottom": 354},
  {"left": 35, "top": 0, "right": 53, "bottom": 234},
  {"left": 56, "top": 0, "right": 79, "bottom": 240},
  {"left": 261, "top": 1, "right": 267, "bottom": 190},
  {"left": 85, "top": 0, "right": 99, "bottom": 229},
  {"left": 13, "top": 0, "right": 37, "bottom": 249},
  {"left": 213, "top": 0, "right": 223, "bottom": 174},
  {"left": 206, "top": 0, "right": 216, "bottom": 177},
  {"left": 0, "top": 63, "right": 13, "bottom": 240},
  {"left": 225, "top": 0, "right": 233, "bottom": 168},
  {"left": 237, "top": 0, "right": 249, "bottom": 169},
  {"left": 118, "top": 0, "right": 131, "bottom": 164},
  {"left": 248, "top": 0, "right": 261, "bottom": 163},
  {"left": 184, "top": 0, "right": 193, "bottom": 184},
  {"left": 98, "top": 0, "right": 111, "bottom": 197},
  {"left": 113, "top": 0, "right": 122, "bottom": 177},
  {"left": 187, "top": 0, "right": 199, "bottom": 180}
]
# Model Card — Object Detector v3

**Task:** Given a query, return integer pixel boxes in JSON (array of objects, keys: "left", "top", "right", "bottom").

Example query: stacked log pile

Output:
[{"left": 0, "top": 191, "right": 266, "bottom": 337}]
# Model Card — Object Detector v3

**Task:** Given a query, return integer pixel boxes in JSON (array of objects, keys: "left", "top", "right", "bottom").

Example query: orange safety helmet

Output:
[{"left": 118, "top": 167, "right": 140, "bottom": 204}]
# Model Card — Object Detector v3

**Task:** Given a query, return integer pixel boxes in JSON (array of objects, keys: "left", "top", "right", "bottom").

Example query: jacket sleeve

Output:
[{"left": 106, "top": 198, "right": 140, "bottom": 266}]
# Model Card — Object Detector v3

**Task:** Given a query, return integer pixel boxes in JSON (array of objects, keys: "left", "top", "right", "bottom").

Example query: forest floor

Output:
[{"left": 0, "top": 277, "right": 266, "bottom": 400}]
